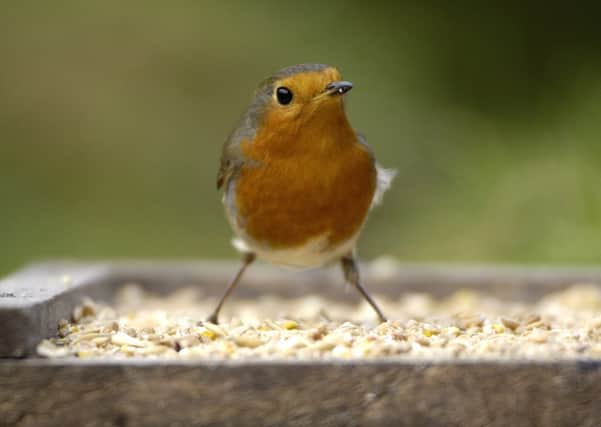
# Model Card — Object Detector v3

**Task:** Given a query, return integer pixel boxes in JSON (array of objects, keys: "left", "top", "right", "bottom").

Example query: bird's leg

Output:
[
  {"left": 341, "top": 255, "right": 387, "bottom": 323},
  {"left": 207, "top": 252, "right": 256, "bottom": 324}
]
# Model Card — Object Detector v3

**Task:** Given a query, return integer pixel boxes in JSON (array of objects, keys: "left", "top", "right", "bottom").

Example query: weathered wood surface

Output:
[
  {"left": 3, "top": 261, "right": 601, "bottom": 357},
  {"left": 2, "top": 262, "right": 601, "bottom": 426},
  {"left": 1, "top": 359, "right": 601, "bottom": 427}
]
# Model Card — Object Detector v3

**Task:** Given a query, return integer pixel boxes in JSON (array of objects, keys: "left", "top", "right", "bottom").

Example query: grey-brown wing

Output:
[
  {"left": 216, "top": 161, "right": 229, "bottom": 190},
  {"left": 217, "top": 75, "right": 276, "bottom": 190},
  {"left": 355, "top": 131, "right": 396, "bottom": 206},
  {"left": 216, "top": 109, "right": 260, "bottom": 190},
  {"left": 355, "top": 131, "right": 375, "bottom": 159},
  {"left": 216, "top": 139, "right": 243, "bottom": 190},
  {"left": 216, "top": 99, "right": 259, "bottom": 190}
]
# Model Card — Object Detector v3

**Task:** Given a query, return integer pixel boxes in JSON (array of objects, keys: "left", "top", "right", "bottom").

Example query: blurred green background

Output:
[{"left": 2, "top": 2, "right": 601, "bottom": 275}]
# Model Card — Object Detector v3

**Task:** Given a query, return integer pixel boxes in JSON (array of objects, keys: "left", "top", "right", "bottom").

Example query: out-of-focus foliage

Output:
[{"left": 1, "top": 2, "right": 601, "bottom": 274}]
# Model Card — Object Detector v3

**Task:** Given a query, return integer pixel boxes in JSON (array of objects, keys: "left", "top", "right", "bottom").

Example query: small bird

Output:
[{"left": 209, "top": 63, "right": 395, "bottom": 324}]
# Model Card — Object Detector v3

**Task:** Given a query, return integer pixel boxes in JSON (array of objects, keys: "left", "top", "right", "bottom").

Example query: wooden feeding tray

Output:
[{"left": 2, "top": 261, "right": 601, "bottom": 426}]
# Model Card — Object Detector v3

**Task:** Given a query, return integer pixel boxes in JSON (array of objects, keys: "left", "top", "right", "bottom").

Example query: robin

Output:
[{"left": 208, "top": 63, "right": 395, "bottom": 324}]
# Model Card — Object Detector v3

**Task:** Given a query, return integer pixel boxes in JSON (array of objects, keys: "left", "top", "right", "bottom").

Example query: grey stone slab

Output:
[{"left": 1, "top": 359, "right": 600, "bottom": 427}]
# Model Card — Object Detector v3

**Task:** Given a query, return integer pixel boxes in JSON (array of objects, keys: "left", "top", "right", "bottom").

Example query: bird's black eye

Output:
[{"left": 276, "top": 86, "right": 293, "bottom": 105}]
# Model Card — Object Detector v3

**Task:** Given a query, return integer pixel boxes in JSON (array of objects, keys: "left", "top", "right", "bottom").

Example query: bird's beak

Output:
[{"left": 325, "top": 81, "right": 353, "bottom": 96}]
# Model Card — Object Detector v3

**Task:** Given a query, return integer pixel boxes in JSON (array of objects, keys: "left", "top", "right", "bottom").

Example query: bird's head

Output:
[
  {"left": 260, "top": 63, "right": 352, "bottom": 121},
  {"left": 238, "top": 63, "right": 355, "bottom": 157}
]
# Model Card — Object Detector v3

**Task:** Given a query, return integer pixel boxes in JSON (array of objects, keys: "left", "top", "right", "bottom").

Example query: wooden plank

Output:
[
  {"left": 3, "top": 262, "right": 601, "bottom": 425},
  {"left": 1, "top": 359, "right": 600, "bottom": 427}
]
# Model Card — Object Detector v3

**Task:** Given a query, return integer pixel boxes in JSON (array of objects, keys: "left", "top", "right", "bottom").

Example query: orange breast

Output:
[{"left": 233, "top": 110, "right": 376, "bottom": 250}]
